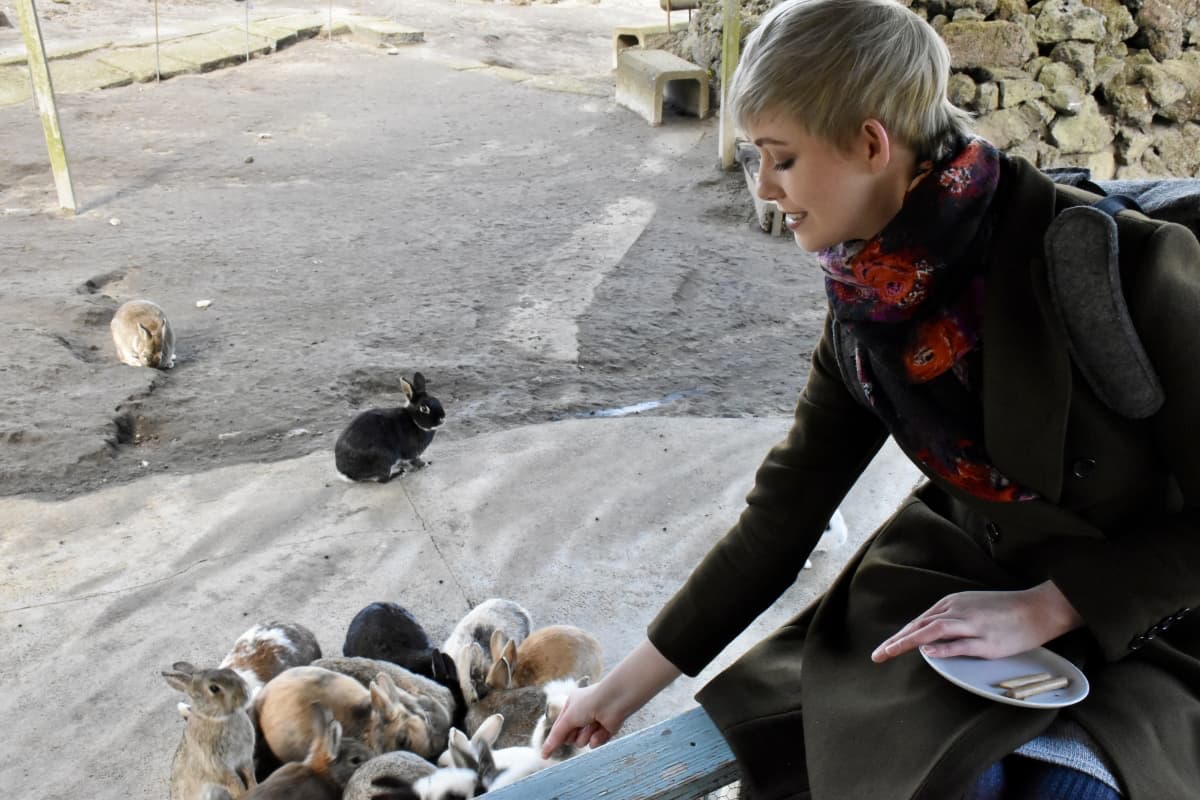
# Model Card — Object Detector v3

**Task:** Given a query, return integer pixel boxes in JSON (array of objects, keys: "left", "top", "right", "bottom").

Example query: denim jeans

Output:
[{"left": 964, "top": 755, "right": 1121, "bottom": 800}]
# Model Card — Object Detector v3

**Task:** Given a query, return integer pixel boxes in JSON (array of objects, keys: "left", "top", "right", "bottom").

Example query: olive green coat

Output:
[{"left": 648, "top": 157, "right": 1200, "bottom": 799}]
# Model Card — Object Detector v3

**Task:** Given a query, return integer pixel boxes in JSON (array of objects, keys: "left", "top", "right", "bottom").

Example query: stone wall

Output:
[{"left": 673, "top": 0, "right": 1200, "bottom": 178}]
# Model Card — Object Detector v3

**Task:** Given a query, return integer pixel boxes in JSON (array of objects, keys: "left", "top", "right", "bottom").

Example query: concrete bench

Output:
[
  {"left": 615, "top": 48, "right": 710, "bottom": 127},
  {"left": 611, "top": 22, "right": 672, "bottom": 69},
  {"left": 485, "top": 706, "right": 741, "bottom": 799}
]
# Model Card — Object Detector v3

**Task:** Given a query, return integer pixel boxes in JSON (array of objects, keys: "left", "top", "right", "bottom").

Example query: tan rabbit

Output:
[
  {"left": 313, "top": 655, "right": 453, "bottom": 759},
  {"left": 246, "top": 703, "right": 373, "bottom": 799},
  {"left": 487, "top": 625, "right": 603, "bottom": 689},
  {"left": 464, "top": 676, "right": 587, "bottom": 750},
  {"left": 256, "top": 666, "right": 374, "bottom": 764},
  {"left": 163, "top": 662, "right": 257, "bottom": 800},
  {"left": 111, "top": 299, "right": 175, "bottom": 368}
]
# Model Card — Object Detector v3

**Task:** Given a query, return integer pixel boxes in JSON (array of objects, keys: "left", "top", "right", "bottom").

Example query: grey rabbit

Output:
[
  {"left": 163, "top": 662, "right": 257, "bottom": 800},
  {"left": 334, "top": 372, "right": 445, "bottom": 482},
  {"left": 343, "top": 750, "right": 436, "bottom": 800}
]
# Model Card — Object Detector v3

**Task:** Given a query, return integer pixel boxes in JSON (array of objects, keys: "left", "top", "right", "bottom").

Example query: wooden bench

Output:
[
  {"left": 615, "top": 48, "right": 710, "bottom": 127},
  {"left": 485, "top": 706, "right": 741, "bottom": 799},
  {"left": 611, "top": 22, "right": 672, "bottom": 69}
]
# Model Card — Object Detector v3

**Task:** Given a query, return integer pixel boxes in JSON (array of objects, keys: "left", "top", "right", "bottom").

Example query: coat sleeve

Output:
[
  {"left": 1040, "top": 222, "right": 1200, "bottom": 661},
  {"left": 646, "top": 314, "right": 889, "bottom": 676}
]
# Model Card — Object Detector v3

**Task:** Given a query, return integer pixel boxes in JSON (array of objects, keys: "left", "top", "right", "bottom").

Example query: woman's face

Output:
[{"left": 747, "top": 114, "right": 907, "bottom": 252}]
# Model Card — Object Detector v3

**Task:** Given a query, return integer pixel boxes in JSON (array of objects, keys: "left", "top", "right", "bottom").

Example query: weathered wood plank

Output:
[
  {"left": 487, "top": 706, "right": 740, "bottom": 800},
  {"left": 718, "top": 0, "right": 741, "bottom": 170},
  {"left": 15, "top": 0, "right": 77, "bottom": 212}
]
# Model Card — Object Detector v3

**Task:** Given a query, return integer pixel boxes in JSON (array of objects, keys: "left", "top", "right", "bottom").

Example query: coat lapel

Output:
[{"left": 982, "top": 157, "right": 1072, "bottom": 503}]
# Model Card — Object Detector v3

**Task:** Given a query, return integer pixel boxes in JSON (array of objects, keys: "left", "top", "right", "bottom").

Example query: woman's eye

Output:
[{"left": 773, "top": 158, "right": 795, "bottom": 171}]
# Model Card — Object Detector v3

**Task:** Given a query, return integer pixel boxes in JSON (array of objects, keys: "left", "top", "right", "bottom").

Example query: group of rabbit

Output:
[
  {"left": 164, "top": 598, "right": 604, "bottom": 800},
  {"left": 110, "top": 298, "right": 445, "bottom": 480}
]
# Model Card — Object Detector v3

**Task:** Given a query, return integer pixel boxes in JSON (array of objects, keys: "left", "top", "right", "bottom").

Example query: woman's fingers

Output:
[{"left": 872, "top": 616, "right": 976, "bottom": 662}]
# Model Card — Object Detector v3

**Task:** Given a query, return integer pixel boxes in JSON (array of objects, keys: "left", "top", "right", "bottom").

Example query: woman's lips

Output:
[{"left": 785, "top": 212, "right": 807, "bottom": 231}]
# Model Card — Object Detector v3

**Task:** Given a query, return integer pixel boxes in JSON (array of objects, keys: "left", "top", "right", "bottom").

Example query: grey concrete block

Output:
[
  {"left": 97, "top": 46, "right": 199, "bottom": 83},
  {"left": 615, "top": 48, "right": 709, "bottom": 127}
]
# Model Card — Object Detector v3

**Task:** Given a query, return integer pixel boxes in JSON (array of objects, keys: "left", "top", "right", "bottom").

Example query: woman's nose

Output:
[{"left": 756, "top": 167, "right": 781, "bottom": 202}]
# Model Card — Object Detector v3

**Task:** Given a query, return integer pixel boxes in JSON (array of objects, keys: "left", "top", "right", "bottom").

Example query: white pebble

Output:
[
  {"left": 195, "top": 299, "right": 213, "bottom": 309},
  {"left": 109, "top": 217, "right": 121, "bottom": 226},
  {"left": 257, "top": 132, "right": 273, "bottom": 140}
]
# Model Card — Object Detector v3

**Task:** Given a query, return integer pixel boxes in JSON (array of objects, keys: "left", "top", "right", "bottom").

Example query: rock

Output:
[
  {"left": 1050, "top": 41, "right": 1096, "bottom": 90},
  {"left": 1046, "top": 148, "right": 1116, "bottom": 178},
  {"left": 953, "top": 7, "right": 987, "bottom": 19},
  {"left": 999, "top": 76, "right": 1046, "bottom": 106},
  {"left": 1115, "top": 162, "right": 1156, "bottom": 179},
  {"left": 1078, "top": 0, "right": 1137, "bottom": 45},
  {"left": 931, "top": 13, "right": 950, "bottom": 32},
  {"left": 1049, "top": 96, "right": 1115, "bottom": 152},
  {"left": 1046, "top": 82, "right": 1086, "bottom": 114},
  {"left": 947, "top": 0, "right": 1000, "bottom": 14},
  {"left": 1144, "top": 121, "right": 1200, "bottom": 175},
  {"left": 1093, "top": 54, "right": 1125, "bottom": 89},
  {"left": 976, "top": 81, "right": 1001, "bottom": 111},
  {"left": 1026, "top": 55, "right": 1052, "bottom": 80},
  {"left": 948, "top": 72, "right": 978, "bottom": 108},
  {"left": 1107, "top": 83, "right": 1154, "bottom": 127},
  {"left": 1138, "top": 54, "right": 1200, "bottom": 124},
  {"left": 1116, "top": 125, "right": 1154, "bottom": 163},
  {"left": 940, "top": 20, "right": 1037, "bottom": 69},
  {"left": 1029, "top": 97, "right": 1059, "bottom": 125},
  {"left": 1007, "top": 137, "right": 1041, "bottom": 163},
  {"left": 0, "top": 11, "right": 10, "bottom": 27},
  {"left": 974, "top": 103, "right": 1043, "bottom": 148},
  {"left": 1033, "top": 0, "right": 1107, "bottom": 44},
  {"left": 995, "top": 0, "right": 1030, "bottom": 20},
  {"left": 1133, "top": 0, "right": 1186, "bottom": 62}
]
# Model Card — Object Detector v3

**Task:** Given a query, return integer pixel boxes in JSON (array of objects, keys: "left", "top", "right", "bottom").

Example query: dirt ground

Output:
[{"left": 0, "top": 0, "right": 826, "bottom": 499}]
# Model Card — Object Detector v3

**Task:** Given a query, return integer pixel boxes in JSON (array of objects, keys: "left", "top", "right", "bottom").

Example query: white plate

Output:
[{"left": 921, "top": 646, "right": 1089, "bottom": 708}]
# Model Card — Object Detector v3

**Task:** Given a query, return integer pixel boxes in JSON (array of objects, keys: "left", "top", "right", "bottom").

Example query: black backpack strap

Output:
[{"left": 1043, "top": 192, "right": 1165, "bottom": 419}]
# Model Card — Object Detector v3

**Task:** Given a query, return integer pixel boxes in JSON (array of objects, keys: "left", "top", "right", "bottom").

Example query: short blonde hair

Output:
[{"left": 729, "top": 0, "right": 972, "bottom": 160}]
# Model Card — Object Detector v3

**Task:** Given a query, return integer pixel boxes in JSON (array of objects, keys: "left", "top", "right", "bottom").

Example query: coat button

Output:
[
  {"left": 1071, "top": 457, "right": 1098, "bottom": 478},
  {"left": 985, "top": 521, "right": 1001, "bottom": 544},
  {"left": 1129, "top": 634, "right": 1147, "bottom": 650}
]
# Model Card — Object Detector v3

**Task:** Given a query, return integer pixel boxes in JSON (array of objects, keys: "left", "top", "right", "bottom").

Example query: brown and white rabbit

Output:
[
  {"left": 493, "top": 624, "right": 603, "bottom": 689},
  {"left": 441, "top": 599, "right": 532, "bottom": 705},
  {"left": 221, "top": 621, "right": 323, "bottom": 700},
  {"left": 246, "top": 702, "right": 373, "bottom": 799},
  {"left": 313, "top": 656, "right": 454, "bottom": 759},
  {"left": 163, "top": 662, "right": 257, "bottom": 800},
  {"left": 111, "top": 299, "right": 175, "bottom": 369},
  {"left": 343, "top": 750, "right": 436, "bottom": 800},
  {"left": 334, "top": 372, "right": 445, "bottom": 482},
  {"left": 255, "top": 666, "right": 374, "bottom": 764},
  {"left": 201, "top": 786, "right": 234, "bottom": 800}
]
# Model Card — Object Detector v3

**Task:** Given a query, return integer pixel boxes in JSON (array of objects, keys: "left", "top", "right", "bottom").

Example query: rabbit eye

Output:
[
  {"left": 419, "top": 405, "right": 429, "bottom": 413},
  {"left": 208, "top": 684, "right": 221, "bottom": 695}
]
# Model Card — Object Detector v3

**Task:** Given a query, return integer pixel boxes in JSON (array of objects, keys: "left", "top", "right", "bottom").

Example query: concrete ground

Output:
[{"left": 1, "top": 417, "right": 921, "bottom": 798}]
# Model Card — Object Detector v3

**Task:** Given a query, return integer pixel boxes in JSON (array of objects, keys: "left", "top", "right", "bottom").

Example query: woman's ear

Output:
[{"left": 860, "top": 118, "right": 892, "bottom": 173}]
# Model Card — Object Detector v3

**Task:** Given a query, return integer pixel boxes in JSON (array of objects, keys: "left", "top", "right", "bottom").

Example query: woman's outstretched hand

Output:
[
  {"left": 871, "top": 580, "right": 1083, "bottom": 663},
  {"left": 540, "top": 638, "right": 682, "bottom": 759}
]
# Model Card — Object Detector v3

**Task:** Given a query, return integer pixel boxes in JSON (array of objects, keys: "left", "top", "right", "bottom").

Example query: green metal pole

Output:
[
  {"left": 15, "top": 0, "right": 77, "bottom": 212},
  {"left": 718, "top": 0, "right": 741, "bottom": 170}
]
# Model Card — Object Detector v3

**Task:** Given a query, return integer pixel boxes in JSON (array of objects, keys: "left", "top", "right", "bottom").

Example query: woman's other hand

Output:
[
  {"left": 870, "top": 580, "right": 1083, "bottom": 663},
  {"left": 540, "top": 638, "right": 682, "bottom": 758}
]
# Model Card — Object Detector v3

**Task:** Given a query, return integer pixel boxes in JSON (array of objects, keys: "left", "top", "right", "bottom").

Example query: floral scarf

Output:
[{"left": 818, "top": 138, "right": 1034, "bottom": 502}]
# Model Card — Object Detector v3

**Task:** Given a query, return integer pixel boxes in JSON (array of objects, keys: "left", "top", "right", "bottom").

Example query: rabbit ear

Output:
[
  {"left": 455, "top": 644, "right": 478, "bottom": 704},
  {"left": 412, "top": 373, "right": 426, "bottom": 394},
  {"left": 489, "top": 630, "right": 507, "bottom": 662},
  {"left": 484, "top": 655, "right": 510, "bottom": 691},
  {"left": 370, "top": 677, "right": 398, "bottom": 719},
  {"left": 400, "top": 378, "right": 414, "bottom": 401},
  {"left": 501, "top": 639, "right": 517, "bottom": 667},
  {"left": 448, "top": 728, "right": 474, "bottom": 769},
  {"left": 138, "top": 322, "right": 153, "bottom": 340},
  {"left": 162, "top": 665, "right": 193, "bottom": 694},
  {"left": 473, "top": 714, "right": 504, "bottom": 749},
  {"left": 475, "top": 738, "right": 499, "bottom": 786}
]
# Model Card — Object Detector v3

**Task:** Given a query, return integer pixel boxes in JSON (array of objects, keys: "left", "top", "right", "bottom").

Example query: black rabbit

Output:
[
  {"left": 343, "top": 602, "right": 467, "bottom": 729},
  {"left": 335, "top": 372, "right": 445, "bottom": 482}
]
